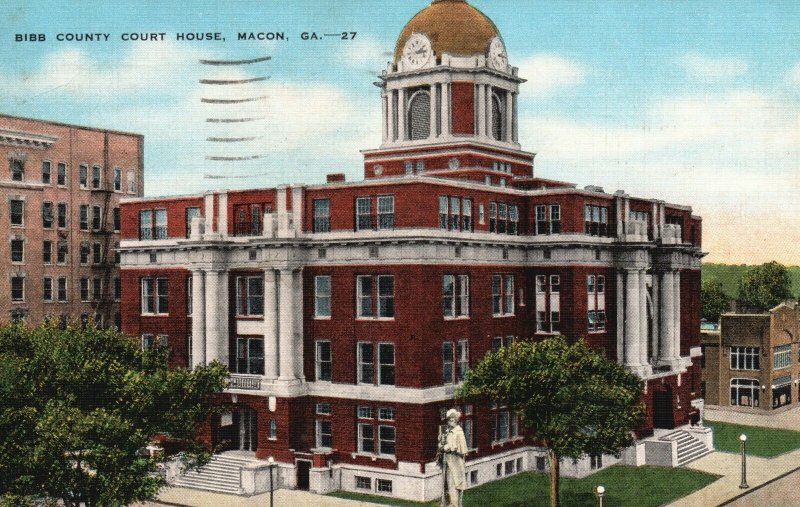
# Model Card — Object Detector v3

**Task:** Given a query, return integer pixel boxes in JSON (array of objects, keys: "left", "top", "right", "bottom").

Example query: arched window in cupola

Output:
[
  {"left": 408, "top": 89, "right": 431, "bottom": 140},
  {"left": 492, "top": 92, "right": 505, "bottom": 141}
]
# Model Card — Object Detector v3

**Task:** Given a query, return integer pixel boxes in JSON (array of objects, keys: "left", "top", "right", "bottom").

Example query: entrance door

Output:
[
  {"left": 238, "top": 407, "right": 258, "bottom": 452},
  {"left": 653, "top": 390, "right": 674, "bottom": 429},
  {"left": 296, "top": 460, "right": 311, "bottom": 490}
]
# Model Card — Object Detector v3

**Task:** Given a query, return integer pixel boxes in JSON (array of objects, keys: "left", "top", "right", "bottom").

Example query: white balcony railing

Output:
[{"left": 229, "top": 374, "right": 262, "bottom": 390}]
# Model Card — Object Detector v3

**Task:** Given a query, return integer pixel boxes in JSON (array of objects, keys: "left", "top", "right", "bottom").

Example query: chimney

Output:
[{"left": 326, "top": 173, "right": 346, "bottom": 184}]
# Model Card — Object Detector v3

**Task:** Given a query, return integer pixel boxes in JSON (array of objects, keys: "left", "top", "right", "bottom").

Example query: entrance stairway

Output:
[
  {"left": 659, "top": 430, "right": 712, "bottom": 465},
  {"left": 172, "top": 453, "right": 255, "bottom": 495}
]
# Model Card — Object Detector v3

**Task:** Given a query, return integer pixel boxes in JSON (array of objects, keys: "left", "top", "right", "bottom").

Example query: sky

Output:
[{"left": 1, "top": 0, "right": 799, "bottom": 265}]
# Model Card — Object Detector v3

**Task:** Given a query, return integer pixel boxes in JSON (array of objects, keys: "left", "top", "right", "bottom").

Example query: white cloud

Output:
[
  {"left": 343, "top": 35, "right": 391, "bottom": 68},
  {"left": 515, "top": 54, "right": 586, "bottom": 96},
  {"left": 677, "top": 53, "right": 748, "bottom": 81},
  {"left": 787, "top": 62, "right": 800, "bottom": 84}
]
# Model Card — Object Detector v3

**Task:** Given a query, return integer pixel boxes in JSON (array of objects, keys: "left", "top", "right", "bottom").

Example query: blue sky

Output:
[{"left": 2, "top": 1, "right": 800, "bottom": 264}]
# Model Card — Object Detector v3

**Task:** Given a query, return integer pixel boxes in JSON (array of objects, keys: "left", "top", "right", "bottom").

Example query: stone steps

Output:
[
  {"left": 172, "top": 454, "right": 256, "bottom": 495},
  {"left": 660, "top": 430, "right": 712, "bottom": 465}
]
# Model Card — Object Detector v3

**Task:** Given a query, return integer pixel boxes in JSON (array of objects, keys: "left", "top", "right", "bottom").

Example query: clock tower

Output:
[{"left": 363, "top": 0, "right": 535, "bottom": 184}]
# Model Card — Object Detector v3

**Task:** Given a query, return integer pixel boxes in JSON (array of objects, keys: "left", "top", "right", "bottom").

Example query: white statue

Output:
[{"left": 438, "top": 408, "right": 468, "bottom": 507}]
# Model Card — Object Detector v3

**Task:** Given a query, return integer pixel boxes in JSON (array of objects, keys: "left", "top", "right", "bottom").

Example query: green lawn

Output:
[
  {"left": 706, "top": 420, "right": 800, "bottom": 457},
  {"left": 329, "top": 465, "right": 719, "bottom": 507}
]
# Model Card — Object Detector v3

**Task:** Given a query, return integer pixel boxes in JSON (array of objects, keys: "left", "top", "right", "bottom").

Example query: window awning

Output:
[{"left": 772, "top": 375, "right": 792, "bottom": 388}]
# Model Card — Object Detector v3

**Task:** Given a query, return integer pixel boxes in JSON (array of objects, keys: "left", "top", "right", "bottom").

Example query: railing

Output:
[{"left": 229, "top": 375, "right": 262, "bottom": 390}]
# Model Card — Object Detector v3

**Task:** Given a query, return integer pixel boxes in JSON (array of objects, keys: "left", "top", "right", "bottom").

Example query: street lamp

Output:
[
  {"left": 268, "top": 456, "right": 275, "bottom": 507},
  {"left": 595, "top": 485, "right": 605, "bottom": 507},
  {"left": 739, "top": 434, "right": 749, "bottom": 489}
]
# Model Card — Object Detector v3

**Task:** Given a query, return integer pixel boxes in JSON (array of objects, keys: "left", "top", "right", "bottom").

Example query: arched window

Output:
[
  {"left": 408, "top": 90, "right": 431, "bottom": 140},
  {"left": 491, "top": 93, "right": 505, "bottom": 141},
  {"left": 730, "top": 378, "right": 760, "bottom": 407}
]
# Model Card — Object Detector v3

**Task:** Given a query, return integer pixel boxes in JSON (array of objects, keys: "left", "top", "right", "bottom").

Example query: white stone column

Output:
[
  {"left": 292, "top": 269, "right": 304, "bottom": 379},
  {"left": 512, "top": 93, "right": 519, "bottom": 142},
  {"left": 659, "top": 271, "right": 675, "bottom": 362},
  {"left": 388, "top": 89, "right": 396, "bottom": 142},
  {"left": 441, "top": 82, "right": 451, "bottom": 137},
  {"left": 205, "top": 270, "right": 229, "bottom": 367},
  {"left": 616, "top": 272, "right": 624, "bottom": 364},
  {"left": 476, "top": 84, "right": 486, "bottom": 137},
  {"left": 382, "top": 93, "right": 389, "bottom": 142},
  {"left": 278, "top": 268, "right": 296, "bottom": 381},
  {"left": 191, "top": 269, "right": 206, "bottom": 367},
  {"left": 429, "top": 83, "right": 438, "bottom": 139},
  {"left": 651, "top": 272, "right": 660, "bottom": 364},
  {"left": 673, "top": 270, "right": 682, "bottom": 362},
  {"left": 624, "top": 269, "right": 641, "bottom": 368},
  {"left": 505, "top": 90, "right": 514, "bottom": 142},
  {"left": 263, "top": 269, "right": 278, "bottom": 380},
  {"left": 638, "top": 270, "right": 649, "bottom": 368},
  {"left": 485, "top": 85, "right": 493, "bottom": 138},
  {"left": 397, "top": 88, "right": 406, "bottom": 142}
]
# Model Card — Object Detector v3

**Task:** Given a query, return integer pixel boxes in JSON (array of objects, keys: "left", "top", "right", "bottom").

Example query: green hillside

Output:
[{"left": 701, "top": 263, "right": 800, "bottom": 299}]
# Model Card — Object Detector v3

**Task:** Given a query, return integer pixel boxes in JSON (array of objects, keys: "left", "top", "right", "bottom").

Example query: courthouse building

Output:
[
  {"left": 120, "top": 0, "right": 709, "bottom": 500},
  {"left": 0, "top": 114, "right": 143, "bottom": 327}
]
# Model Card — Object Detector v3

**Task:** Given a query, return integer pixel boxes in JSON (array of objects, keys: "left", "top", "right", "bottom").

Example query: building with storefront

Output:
[
  {"left": 701, "top": 303, "right": 800, "bottom": 412},
  {"left": 0, "top": 114, "right": 143, "bottom": 327},
  {"left": 119, "top": 0, "right": 708, "bottom": 500}
]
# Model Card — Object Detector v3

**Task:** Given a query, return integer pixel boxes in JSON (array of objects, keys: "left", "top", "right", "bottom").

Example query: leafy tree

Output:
[
  {"left": 701, "top": 279, "right": 730, "bottom": 323},
  {"left": 737, "top": 261, "right": 791, "bottom": 312},
  {"left": 458, "top": 336, "right": 644, "bottom": 507},
  {"left": 0, "top": 321, "right": 228, "bottom": 507}
]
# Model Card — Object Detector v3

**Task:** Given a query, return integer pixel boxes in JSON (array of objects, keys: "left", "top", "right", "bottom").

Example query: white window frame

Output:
[
  {"left": 314, "top": 275, "right": 331, "bottom": 318},
  {"left": 376, "top": 195, "right": 394, "bottom": 230},
  {"left": 377, "top": 342, "right": 395, "bottom": 386},
  {"left": 376, "top": 275, "right": 394, "bottom": 319},
  {"left": 10, "top": 199, "right": 24, "bottom": 227},
  {"left": 357, "top": 342, "right": 374, "bottom": 384},
  {"left": 356, "top": 275, "right": 372, "bottom": 318},
  {"left": 377, "top": 424, "right": 396, "bottom": 457},
  {"left": 316, "top": 340, "right": 332, "bottom": 381},
  {"left": 10, "top": 275, "right": 25, "bottom": 302},
  {"left": 315, "top": 419, "right": 332, "bottom": 449},
  {"left": 355, "top": 196, "right": 371, "bottom": 231},
  {"left": 730, "top": 346, "right": 760, "bottom": 370},
  {"left": 774, "top": 344, "right": 791, "bottom": 370}
]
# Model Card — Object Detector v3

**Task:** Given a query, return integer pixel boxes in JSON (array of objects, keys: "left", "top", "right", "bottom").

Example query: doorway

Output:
[
  {"left": 296, "top": 459, "right": 311, "bottom": 490},
  {"left": 238, "top": 406, "right": 258, "bottom": 452},
  {"left": 653, "top": 390, "right": 674, "bottom": 429}
]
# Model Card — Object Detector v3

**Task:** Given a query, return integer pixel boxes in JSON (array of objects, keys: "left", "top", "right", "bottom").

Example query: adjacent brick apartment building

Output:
[
  {"left": 0, "top": 114, "right": 143, "bottom": 326},
  {"left": 701, "top": 303, "right": 800, "bottom": 412},
  {"left": 119, "top": 0, "right": 707, "bottom": 500}
]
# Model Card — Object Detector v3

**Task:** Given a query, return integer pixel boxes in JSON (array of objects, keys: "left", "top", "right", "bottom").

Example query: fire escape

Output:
[{"left": 90, "top": 132, "right": 117, "bottom": 327}]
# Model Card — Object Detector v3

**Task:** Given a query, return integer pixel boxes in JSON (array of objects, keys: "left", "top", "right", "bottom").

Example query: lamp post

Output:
[
  {"left": 595, "top": 485, "right": 605, "bottom": 507},
  {"left": 268, "top": 456, "right": 275, "bottom": 507},
  {"left": 739, "top": 434, "right": 749, "bottom": 489}
]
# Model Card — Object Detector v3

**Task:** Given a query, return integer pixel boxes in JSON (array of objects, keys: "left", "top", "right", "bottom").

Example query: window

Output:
[
  {"left": 141, "top": 278, "right": 169, "bottom": 314},
  {"left": 358, "top": 406, "right": 373, "bottom": 419},
  {"left": 730, "top": 378, "right": 760, "bottom": 407},
  {"left": 355, "top": 476, "right": 371, "bottom": 490},
  {"left": 41, "top": 201, "right": 53, "bottom": 228},
  {"left": 356, "top": 275, "right": 394, "bottom": 319},
  {"left": 314, "top": 275, "right": 331, "bottom": 317},
  {"left": 378, "top": 425, "right": 396, "bottom": 455},
  {"left": 508, "top": 205, "right": 519, "bottom": 235},
  {"left": 57, "top": 203, "right": 67, "bottom": 228},
  {"left": 42, "top": 240, "right": 52, "bottom": 264},
  {"left": 377, "top": 195, "right": 394, "bottom": 230},
  {"left": 91, "top": 206, "right": 102, "bottom": 231},
  {"left": 536, "top": 275, "right": 561, "bottom": 333},
  {"left": 584, "top": 204, "right": 609, "bottom": 236},
  {"left": 449, "top": 196, "right": 460, "bottom": 230},
  {"left": 404, "top": 160, "right": 413, "bottom": 175},
  {"left": 439, "top": 196, "right": 448, "bottom": 229},
  {"left": 10, "top": 159, "right": 24, "bottom": 181},
  {"left": 535, "top": 204, "right": 561, "bottom": 234},
  {"left": 497, "top": 203, "right": 507, "bottom": 234},
  {"left": 462, "top": 198, "right": 472, "bottom": 231},
  {"left": 443, "top": 274, "right": 470, "bottom": 318},
  {"left": 114, "top": 277, "right": 121, "bottom": 301},
  {"left": 11, "top": 276, "right": 24, "bottom": 301},
  {"left": 236, "top": 276, "right": 264, "bottom": 316},
  {"left": 92, "top": 165, "right": 102, "bottom": 189},
  {"left": 127, "top": 170, "right": 136, "bottom": 194},
  {"left": 42, "top": 161, "right": 51, "bottom": 184},
  {"left": 80, "top": 278, "right": 90, "bottom": 302},
  {"left": 56, "top": 240, "right": 68, "bottom": 264},
  {"left": 113, "top": 207, "right": 120, "bottom": 232},
  {"left": 57, "top": 278, "right": 67, "bottom": 302},
  {"left": 79, "top": 205, "right": 89, "bottom": 230},
  {"left": 57, "top": 162, "right": 67, "bottom": 186},
  {"left": 357, "top": 342, "right": 374, "bottom": 384},
  {"left": 730, "top": 346, "right": 759, "bottom": 370},
  {"left": 774, "top": 344, "right": 791, "bottom": 369},
  {"left": 79, "top": 242, "right": 90, "bottom": 264},
  {"left": 10, "top": 199, "right": 24, "bottom": 226},
  {"left": 377, "top": 479, "right": 393, "bottom": 494},
  {"left": 141, "top": 334, "right": 168, "bottom": 351},
  {"left": 378, "top": 407, "right": 395, "bottom": 421},
  {"left": 154, "top": 209, "right": 166, "bottom": 238},
  {"left": 78, "top": 164, "right": 89, "bottom": 188},
  {"left": 93, "top": 242, "right": 102, "bottom": 264},
  {"left": 316, "top": 340, "right": 332, "bottom": 381},
  {"left": 185, "top": 206, "right": 201, "bottom": 238},
  {"left": 236, "top": 336, "right": 264, "bottom": 375},
  {"left": 378, "top": 343, "right": 395, "bottom": 385},
  {"left": 139, "top": 210, "right": 152, "bottom": 239},
  {"left": 377, "top": 276, "right": 394, "bottom": 318},
  {"left": 43, "top": 277, "right": 53, "bottom": 301},
  {"left": 233, "top": 204, "right": 262, "bottom": 236},
  {"left": 408, "top": 89, "right": 431, "bottom": 140},
  {"left": 488, "top": 201, "right": 518, "bottom": 234},
  {"left": 490, "top": 405, "right": 519, "bottom": 443},
  {"left": 356, "top": 276, "right": 372, "bottom": 318},
  {"left": 312, "top": 199, "right": 330, "bottom": 233},
  {"left": 10, "top": 238, "right": 24, "bottom": 263},
  {"left": 478, "top": 203, "right": 485, "bottom": 225},
  {"left": 442, "top": 340, "right": 469, "bottom": 384},
  {"left": 587, "top": 275, "right": 606, "bottom": 332},
  {"left": 269, "top": 419, "right": 277, "bottom": 440},
  {"left": 113, "top": 168, "right": 122, "bottom": 191},
  {"left": 491, "top": 274, "right": 515, "bottom": 316},
  {"left": 355, "top": 197, "right": 371, "bottom": 231},
  {"left": 315, "top": 419, "right": 332, "bottom": 448},
  {"left": 92, "top": 277, "right": 102, "bottom": 301},
  {"left": 590, "top": 454, "right": 603, "bottom": 470}
]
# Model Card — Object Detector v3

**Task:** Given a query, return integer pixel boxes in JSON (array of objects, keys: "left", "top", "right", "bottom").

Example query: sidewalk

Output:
[
  {"left": 705, "top": 405, "right": 800, "bottom": 431},
  {"left": 137, "top": 487, "right": 381, "bottom": 507},
  {"left": 664, "top": 447, "right": 800, "bottom": 506}
]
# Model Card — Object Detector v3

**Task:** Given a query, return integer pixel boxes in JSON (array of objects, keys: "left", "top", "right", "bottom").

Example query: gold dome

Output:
[{"left": 394, "top": 0, "right": 501, "bottom": 64}]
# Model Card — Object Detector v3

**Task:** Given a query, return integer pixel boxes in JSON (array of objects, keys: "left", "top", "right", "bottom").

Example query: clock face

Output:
[
  {"left": 402, "top": 33, "right": 432, "bottom": 70},
  {"left": 488, "top": 37, "right": 507, "bottom": 70}
]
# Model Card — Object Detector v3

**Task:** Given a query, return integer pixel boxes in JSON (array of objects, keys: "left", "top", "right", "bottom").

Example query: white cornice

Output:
[{"left": 0, "top": 128, "right": 58, "bottom": 149}]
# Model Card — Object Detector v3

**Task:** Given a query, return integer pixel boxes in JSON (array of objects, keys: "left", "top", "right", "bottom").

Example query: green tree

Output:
[
  {"left": 737, "top": 261, "right": 791, "bottom": 312},
  {"left": 0, "top": 321, "right": 228, "bottom": 507},
  {"left": 458, "top": 336, "right": 644, "bottom": 507},
  {"left": 701, "top": 279, "right": 730, "bottom": 323}
]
